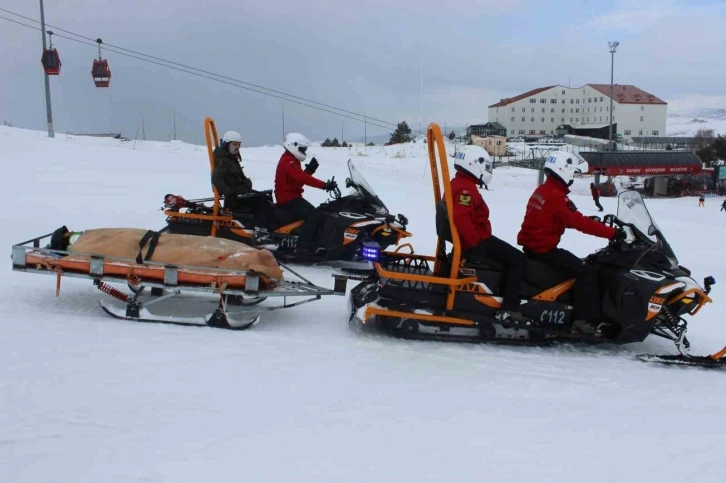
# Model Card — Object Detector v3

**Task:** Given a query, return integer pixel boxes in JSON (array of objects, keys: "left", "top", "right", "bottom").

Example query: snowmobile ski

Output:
[
  {"left": 99, "top": 300, "right": 261, "bottom": 330},
  {"left": 637, "top": 346, "right": 726, "bottom": 367}
]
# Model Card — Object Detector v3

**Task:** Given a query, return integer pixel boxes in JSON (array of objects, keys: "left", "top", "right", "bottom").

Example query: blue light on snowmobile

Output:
[{"left": 361, "top": 241, "right": 381, "bottom": 262}]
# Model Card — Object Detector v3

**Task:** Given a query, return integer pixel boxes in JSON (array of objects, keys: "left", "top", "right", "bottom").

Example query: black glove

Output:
[
  {"left": 323, "top": 179, "right": 338, "bottom": 192},
  {"left": 304, "top": 157, "right": 319, "bottom": 175},
  {"left": 610, "top": 227, "right": 627, "bottom": 244}
]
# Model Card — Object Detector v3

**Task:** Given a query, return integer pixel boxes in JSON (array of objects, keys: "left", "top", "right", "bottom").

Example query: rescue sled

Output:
[
  {"left": 162, "top": 117, "right": 411, "bottom": 268},
  {"left": 344, "top": 122, "right": 725, "bottom": 367},
  {"left": 11, "top": 230, "right": 347, "bottom": 330}
]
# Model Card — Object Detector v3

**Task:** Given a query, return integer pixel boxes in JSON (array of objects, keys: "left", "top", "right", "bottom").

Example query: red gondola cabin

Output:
[
  {"left": 92, "top": 59, "right": 111, "bottom": 88},
  {"left": 41, "top": 48, "right": 61, "bottom": 75}
]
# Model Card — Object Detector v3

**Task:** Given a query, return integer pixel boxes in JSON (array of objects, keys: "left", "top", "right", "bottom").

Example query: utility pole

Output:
[
  {"left": 342, "top": 120, "right": 345, "bottom": 144},
  {"left": 39, "top": 0, "right": 54, "bottom": 138},
  {"left": 608, "top": 41, "right": 619, "bottom": 151},
  {"left": 364, "top": 111, "right": 367, "bottom": 145},
  {"left": 141, "top": 114, "right": 146, "bottom": 140},
  {"left": 173, "top": 108, "right": 177, "bottom": 140},
  {"left": 281, "top": 103, "right": 285, "bottom": 143},
  {"left": 420, "top": 60, "right": 423, "bottom": 135}
]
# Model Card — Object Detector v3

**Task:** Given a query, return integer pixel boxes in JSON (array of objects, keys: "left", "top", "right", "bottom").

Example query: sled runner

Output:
[
  {"left": 344, "top": 122, "right": 723, "bottom": 367},
  {"left": 162, "top": 117, "right": 411, "bottom": 266},
  {"left": 11, "top": 230, "right": 347, "bottom": 330}
]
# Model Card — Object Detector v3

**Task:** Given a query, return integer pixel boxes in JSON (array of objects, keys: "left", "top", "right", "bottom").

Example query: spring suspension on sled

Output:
[{"left": 94, "top": 280, "right": 130, "bottom": 302}]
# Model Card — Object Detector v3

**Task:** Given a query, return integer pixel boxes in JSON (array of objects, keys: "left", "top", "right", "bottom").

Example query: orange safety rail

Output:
[
  {"left": 427, "top": 123, "right": 465, "bottom": 311},
  {"left": 667, "top": 287, "right": 713, "bottom": 316},
  {"left": 25, "top": 253, "right": 271, "bottom": 290},
  {"left": 364, "top": 305, "right": 475, "bottom": 327},
  {"left": 204, "top": 117, "right": 221, "bottom": 236}
]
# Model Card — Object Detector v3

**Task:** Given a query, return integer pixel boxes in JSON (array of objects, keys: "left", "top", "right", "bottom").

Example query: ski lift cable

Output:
[
  {"left": 0, "top": 7, "right": 399, "bottom": 130},
  {"left": 0, "top": 14, "right": 397, "bottom": 132}
]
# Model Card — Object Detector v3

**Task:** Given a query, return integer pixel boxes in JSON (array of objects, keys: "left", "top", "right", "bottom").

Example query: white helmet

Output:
[
  {"left": 544, "top": 151, "right": 577, "bottom": 186},
  {"left": 284, "top": 133, "right": 311, "bottom": 162},
  {"left": 452, "top": 145, "right": 493, "bottom": 187},
  {"left": 221, "top": 131, "right": 242, "bottom": 155}
]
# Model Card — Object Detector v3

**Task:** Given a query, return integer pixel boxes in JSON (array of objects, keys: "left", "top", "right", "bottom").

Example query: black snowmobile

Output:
[
  {"left": 162, "top": 117, "right": 410, "bottom": 267},
  {"left": 346, "top": 123, "right": 724, "bottom": 367}
]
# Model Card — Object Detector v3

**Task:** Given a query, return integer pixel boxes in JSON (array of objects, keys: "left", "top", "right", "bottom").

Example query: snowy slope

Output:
[
  {"left": 2, "top": 125, "right": 726, "bottom": 483},
  {"left": 667, "top": 108, "right": 726, "bottom": 136}
]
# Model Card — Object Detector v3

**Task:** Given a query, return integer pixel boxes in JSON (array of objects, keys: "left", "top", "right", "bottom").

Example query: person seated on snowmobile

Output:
[
  {"left": 517, "top": 151, "right": 625, "bottom": 336},
  {"left": 274, "top": 133, "right": 338, "bottom": 254},
  {"left": 449, "top": 154, "right": 528, "bottom": 325},
  {"left": 211, "top": 131, "right": 253, "bottom": 210}
]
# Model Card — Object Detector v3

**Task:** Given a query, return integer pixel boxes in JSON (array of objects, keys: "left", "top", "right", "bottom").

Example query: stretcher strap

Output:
[{"left": 135, "top": 230, "right": 161, "bottom": 264}]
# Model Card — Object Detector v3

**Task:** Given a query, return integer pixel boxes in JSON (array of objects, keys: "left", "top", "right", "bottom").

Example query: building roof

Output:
[
  {"left": 588, "top": 84, "right": 666, "bottom": 105},
  {"left": 488, "top": 86, "right": 556, "bottom": 108},
  {"left": 579, "top": 151, "right": 702, "bottom": 176},
  {"left": 630, "top": 137, "right": 697, "bottom": 144}
]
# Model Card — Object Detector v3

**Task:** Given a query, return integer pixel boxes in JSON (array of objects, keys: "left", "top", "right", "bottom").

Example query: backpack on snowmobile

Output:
[
  {"left": 162, "top": 117, "right": 411, "bottom": 266},
  {"left": 347, "top": 122, "right": 723, "bottom": 366}
]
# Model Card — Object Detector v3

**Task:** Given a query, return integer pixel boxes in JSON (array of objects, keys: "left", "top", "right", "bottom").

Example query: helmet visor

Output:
[{"left": 298, "top": 145, "right": 308, "bottom": 155}]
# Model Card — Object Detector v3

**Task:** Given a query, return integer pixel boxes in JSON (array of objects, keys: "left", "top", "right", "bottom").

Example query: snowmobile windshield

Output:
[
  {"left": 616, "top": 190, "right": 678, "bottom": 266},
  {"left": 347, "top": 160, "right": 388, "bottom": 215}
]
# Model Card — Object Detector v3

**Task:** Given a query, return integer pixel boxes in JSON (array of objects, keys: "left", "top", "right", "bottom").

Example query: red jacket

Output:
[
  {"left": 449, "top": 172, "right": 491, "bottom": 250},
  {"left": 517, "top": 177, "right": 616, "bottom": 253},
  {"left": 274, "top": 151, "right": 325, "bottom": 205}
]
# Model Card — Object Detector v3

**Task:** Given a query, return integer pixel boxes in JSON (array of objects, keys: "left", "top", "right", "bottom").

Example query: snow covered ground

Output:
[
  {"left": 2, "top": 125, "right": 726, "bottom": 482},
  {"left": 667, "top": 108, "right": 726, "bottom": 136}
]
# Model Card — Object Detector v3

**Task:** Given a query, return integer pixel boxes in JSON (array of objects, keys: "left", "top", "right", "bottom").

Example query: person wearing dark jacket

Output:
[
  {"left": 518, "top": 152, "right": 624, "bottom": 336},
  {"left": 274, "top": 133, "right": 337, "bottom": 253},
  {"left": 211, "top": 131, "right": 252, "bottom": 209},
  {"left": 721, "top": 199, "right": 726, "bottom": 212},
  {"left": 449, "top": 150, "right": 527, "bottom": 325},
  {"left": 590, "top": 182, "right": 604, "bottom": 212}
]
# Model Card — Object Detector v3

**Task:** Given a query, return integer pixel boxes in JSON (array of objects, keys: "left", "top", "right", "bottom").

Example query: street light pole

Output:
[
  {"left": 39, "top": 0, "right": 55, "bottom": 138},
  {"left": 608, "top": 41, "right": 619, "bottom": 151}
]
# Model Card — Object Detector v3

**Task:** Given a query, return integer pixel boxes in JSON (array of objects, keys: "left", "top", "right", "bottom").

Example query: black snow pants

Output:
[
  {"left": 277, "top": 197, "right": 323, "bottom": 250},
  {"left": 465, "top": 236, "right": 526, "bottom": 311},
  {"left": 593, "top": 197, "right": 604, "bottom": 212},
  {"left": 524, "top": 247, "right": 601, "bottom": 322}
]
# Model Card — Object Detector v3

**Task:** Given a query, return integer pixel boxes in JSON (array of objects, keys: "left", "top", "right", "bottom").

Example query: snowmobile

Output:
[
  {"left": 162, "top": 117, "right": 411, "bottom": 267},
  {"left": 346, "top": 122, "right": 724, "bottom": 367}
]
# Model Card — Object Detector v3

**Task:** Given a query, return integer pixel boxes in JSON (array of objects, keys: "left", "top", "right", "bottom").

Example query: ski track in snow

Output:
[{"left": 1, "top": 126, "right": 726, "bottom": 482}]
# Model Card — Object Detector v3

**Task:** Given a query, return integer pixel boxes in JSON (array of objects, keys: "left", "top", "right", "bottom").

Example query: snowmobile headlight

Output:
[{"left": 361, "top": 241, "right": 381, "bottom": 262}]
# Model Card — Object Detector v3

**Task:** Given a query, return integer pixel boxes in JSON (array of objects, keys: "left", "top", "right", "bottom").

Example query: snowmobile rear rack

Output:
[{"left": 11, "top": 232, "right": 346, "bottom": 330}]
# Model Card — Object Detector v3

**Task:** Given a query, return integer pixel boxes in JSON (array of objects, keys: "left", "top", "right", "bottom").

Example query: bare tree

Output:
[{"left": 694, "top": 128, "right": 715, "bottom": 150}]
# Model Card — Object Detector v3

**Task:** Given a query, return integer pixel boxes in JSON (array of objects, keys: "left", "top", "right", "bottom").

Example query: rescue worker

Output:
[
  {"left": 590, "top": 182, "right": 604, "bottom": 212},
  {"left": 449, "top": 150, "right": 528, "bottom": 325},
  {"left": 274, "top": 133, "right": 338, "bottom": 253},
  {"left": 211, "top": 131, "right": 252, "bottom": 209},
  {"left": 517, "top": 152, "right": 625, "bottom": 336},
  {"left": 721, "top": 199, "right": 726, "bottom": 212}
]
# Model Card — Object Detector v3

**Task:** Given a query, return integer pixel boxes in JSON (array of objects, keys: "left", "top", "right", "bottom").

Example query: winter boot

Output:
[
  {"left": 495, "top": 310, "right": 529, "bottom": 328},
  {"left": 572, "top": 319, "right": 603, "bottom": 337}
]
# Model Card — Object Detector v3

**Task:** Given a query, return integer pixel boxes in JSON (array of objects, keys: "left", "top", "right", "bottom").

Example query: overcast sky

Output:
[{"left": 1, "top": 0, "right": 724, "bottom": 146}]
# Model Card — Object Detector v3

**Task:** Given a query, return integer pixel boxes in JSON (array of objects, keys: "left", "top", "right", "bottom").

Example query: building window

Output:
[
  {"left": 624, "top": 130, "right": 631, "bottom": 135},
  {"left": 639, "top": 130, "right": 643, "bottom": 135},
  {"left": 561, "top": 90, "right": 565, "bottom": 95},
  {"left": 576, "top": 108, "right": 579, "bottom": 113},
  {"left": 561, "top": 118, "right": 565, "bottom": 122},
  {"left": 511, "top": 117, "right": 515, "bottom": 122},
  {"left": 522, "top": 108, "right": 525, "bottom": 112},
  {"left": 562, "top": 108, "right": 565, "bottom": 113},
  {"left": 588, "top": 98, "right": 591, "bottom": 103},
  {"left": 600, "top": 117, "right": 602, "bottom": 122},
  {"left": 540, "top": 99, "right": 547, "bottom": 104},
  {"left": 613, "top": 116, "right": 615, "bottom": 121},
  {"left": 519, "top": 130, "right": 525, "bottom": 135},
  {"left": 570, "top": 99, "right": 574, "bottom": 104},
  {"left": 531, "top": 117, "right": 535, "bottom": 122},
  {"left": 522, "top": 117, "right": 526, "bottom": 122},
  {"left": 541, "top": 117, "right": 545, "bottom": 122},
  {"left": 530, "top": 98, "right": 536, "bottom": 103},
  {"left": 600, "top": 107, "right": 602, "bottom": 112},
  {"left": 542, "top": 108, "right": 545, "bottom": 113},
  {"left": 531, "top": 108, "right": 535, "bottom": 113},
  {"left": 606, "top": 106, "right": 609, "bottom": 111},
  {"left": 539, "top": 130, "right": 546, "bottom": 135},
  {"left": 575, "top": 117, "right": 579, "bottom": 122},
  {"left": 551, "top": 108, "right": 555, "bottom": 113},
  {"left": 576, "top": 99, "right": 579, "bottom": 104},
  {"left": 561, "top": 99, "right": 565, "bottom": 104},
  {"left": 529, "top": 130, "right": 536, "bottom": 135},
  {"left": 569, "top": 118, "right": 573, "bottom": 122},
  {"left": 511, "top": 107, "right": 515, "bottom": 112},
  {"left": 640, "top": 116, "right": 644, "bottom": 121},
  {"left": 551, "top": 117, "right": 555, "bottom": 122},
  {"left": 600, "top": 97, "right": 603, "bottom": 101},
  {"left": 550, "top": 99, "right": 557, "bottom": 104},
  {"left": 570, "top": 108, "right": 573, "bottom": 113},
  {"left": 510, "top": 130, "right": 515, "bottom": 135},
  {"left": 641, "top": 106, "right": 644, "bottom": 111},
  {"left": 652, "top": 130, "right": 659, "bottom": 135}
]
